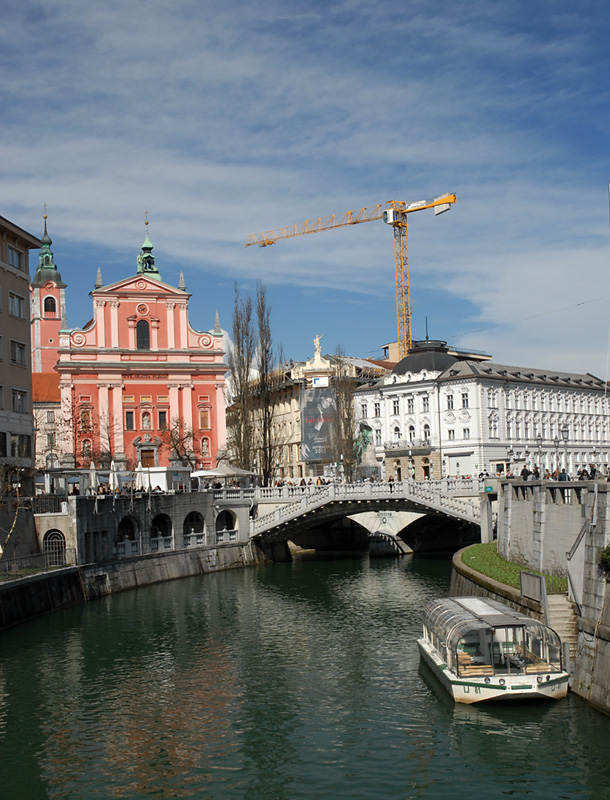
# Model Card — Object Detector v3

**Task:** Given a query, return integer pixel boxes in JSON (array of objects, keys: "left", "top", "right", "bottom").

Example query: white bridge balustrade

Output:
[
  {"left": 149, "top": 536, "right": 173, "bottom": 553},
  {"left": 117, "top": 540, "right": 140, "bottom": 557},
  {"left": 251, "top": 479, "right": 482, "bottom": 538}
]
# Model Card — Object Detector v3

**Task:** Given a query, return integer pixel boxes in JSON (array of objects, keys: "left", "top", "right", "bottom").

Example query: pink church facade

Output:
[{"left": 34, "top": 223, "right": 227, "bottom": 470}]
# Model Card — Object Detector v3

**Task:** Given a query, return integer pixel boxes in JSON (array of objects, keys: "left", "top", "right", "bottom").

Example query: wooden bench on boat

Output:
[{"left": 459, "top": 664, "right": 494, "bottom": 677}]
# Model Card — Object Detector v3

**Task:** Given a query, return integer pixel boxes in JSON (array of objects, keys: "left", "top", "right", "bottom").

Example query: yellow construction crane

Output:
[{"left": 245, "top": 192, "right": 456, "bottom": 359}]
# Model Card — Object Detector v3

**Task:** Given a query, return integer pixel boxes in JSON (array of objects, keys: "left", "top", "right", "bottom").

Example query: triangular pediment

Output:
[{"left": 92, "top": 274, "right": 190, "bottom": 298}]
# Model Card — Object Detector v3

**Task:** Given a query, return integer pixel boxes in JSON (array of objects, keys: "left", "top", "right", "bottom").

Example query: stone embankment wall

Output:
[
  {"left": 478, "top": 478, "right": 610, "bottom": 716},
  {"left": 450, "top": 548, "right": 545, "bottom": 620},
  {"left": 0, "top": 542, "right": 267, "bottom": 631}
]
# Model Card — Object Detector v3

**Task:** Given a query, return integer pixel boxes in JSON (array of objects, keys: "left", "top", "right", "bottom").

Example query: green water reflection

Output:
[{"left": 0, "top": 554, "right": 608, "bottom": 799}]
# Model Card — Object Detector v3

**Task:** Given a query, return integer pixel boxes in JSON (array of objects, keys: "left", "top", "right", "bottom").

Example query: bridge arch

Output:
[{"left": 151, "top": 513, "right": 172, "bottom": 539}]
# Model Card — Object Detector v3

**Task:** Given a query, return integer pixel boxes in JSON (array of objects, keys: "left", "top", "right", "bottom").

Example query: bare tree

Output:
[
  {"left": 253, "top": 281, "right": 276, "bottom": 486},
  {"left": 331, "top": 345, "right": 358, "bottom": 481},
  {"left": 226, "top": 283, "right": 255, "bottom": 470},
  {"left": 161, "top": 417, "right": 200, "bottom": 467}
]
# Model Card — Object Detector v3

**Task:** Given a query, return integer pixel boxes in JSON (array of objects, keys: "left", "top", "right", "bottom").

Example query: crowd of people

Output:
[{"left": 515, "top": 464, "right": 607, "bottom": 481}]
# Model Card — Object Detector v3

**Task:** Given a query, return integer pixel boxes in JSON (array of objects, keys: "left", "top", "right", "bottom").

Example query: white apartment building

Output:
[{"left": 356, "top": 339, "right": 610, "bottom": 480}]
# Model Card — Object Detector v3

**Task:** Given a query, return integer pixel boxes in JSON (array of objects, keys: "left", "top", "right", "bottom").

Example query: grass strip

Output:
[{"left": 460, "top": 541, "right": 568, "bottom": 594}]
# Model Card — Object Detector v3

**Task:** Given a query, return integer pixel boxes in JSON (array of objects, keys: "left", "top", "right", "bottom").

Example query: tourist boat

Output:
[{"left": 417, "top": 596, "right": 570, "bottom": 704}]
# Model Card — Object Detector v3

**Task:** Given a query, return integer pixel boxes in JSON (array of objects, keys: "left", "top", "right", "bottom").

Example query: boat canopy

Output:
[{"left": 422, "top": 596, "right": 560, "bottom": 657}]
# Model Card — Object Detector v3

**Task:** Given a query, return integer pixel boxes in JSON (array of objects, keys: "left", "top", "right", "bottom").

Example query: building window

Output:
[
  {"left": 463, "top": 428, "right": 470, "bottom": 439},
  {"left": 0, "top": 386, "right": 3, "bottom": 409},
  {"left": 447, "top": 395, "right": 454, "bottom": 410},
  {"left": 43, "top": 296, "right": 57, "bottom": 315},
  {"left": 422, "top": 396, "right": 430, "bottom": 413},
  {"left": 407, "top": 397, "right": 414, "bottom": 414},
  {"left": 393, "top": 426, "right": 401, "bottom": 443},
  {"left": 12, "top": 389, "right": 27, "bottom": 413},
  {"left": 47, "top": 432, "right": 56, "bottom": 447},
  {"left": 8, "top": 246, "right": 23, "bottom": 270},
  {"left": 199, "top": 408, "right": 210, "bottom": 429},
  {"left": 374, "top": 401, "right": 380, "bottom": 417},
  {"left": 374, "top": 429, "right": 381, "bottom": 446},
  {"left": 461, "top": 392, "right": 469, "bottom": 409},
  {"left": 8, "top": 293, "right": 26, "bottom": 319},
  {"left": 0, "top": 432, "right": 6, "bottom": 457},
  {"left": 448, "top": 429, "right": 455, "bottom": 440},
  {"left": 9, "top": 340, "right": 26, "bottom": 366},
  {"left": 10, "top": 434, "right": 31, "bottom": 458},
  {"left": 136, "top": 319, "right": 150, "bottom": 350},
  {"left": 393, "top": 399, "right": 400, "bottom": 415},
  {"left": 423, "top": 424, "right": 430, "bottom": 442},
  {"left": 47, "top": 410, "right": 55, "bottom": 423},
  {"left": 158, "top": 410, "right": 167, "bottom": 430},
  {"left": 125, "top": 411, "right": 135, "bottom": 430},
  {"left": 361, "top": 403, "right": 368, "bottom": 418},
  {"left": 408, "top": 425, "right": 415, "bottom": 442}
]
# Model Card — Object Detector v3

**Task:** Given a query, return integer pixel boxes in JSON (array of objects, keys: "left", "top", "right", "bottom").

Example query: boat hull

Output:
[{"left": 417, "top": 639, "right": 569, "bottom": 704}]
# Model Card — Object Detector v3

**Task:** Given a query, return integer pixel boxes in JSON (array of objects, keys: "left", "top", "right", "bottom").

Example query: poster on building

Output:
[{"left": 300, "top": 387, "right": 337, "bottom": 462}]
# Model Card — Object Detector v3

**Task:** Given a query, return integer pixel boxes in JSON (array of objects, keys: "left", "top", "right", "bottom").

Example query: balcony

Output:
[{"left": 384, "top": 438, "right": 433, "bottom": 454}]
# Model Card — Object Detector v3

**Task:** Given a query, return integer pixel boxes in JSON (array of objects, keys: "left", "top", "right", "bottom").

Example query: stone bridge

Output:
[{"left": 250, "top": 480, "right": 483, "bottom": 558}]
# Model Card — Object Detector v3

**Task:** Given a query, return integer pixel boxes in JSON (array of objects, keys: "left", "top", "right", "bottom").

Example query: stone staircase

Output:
[{"left": 546, "top": 593, "right": 579, "bottom": 669}]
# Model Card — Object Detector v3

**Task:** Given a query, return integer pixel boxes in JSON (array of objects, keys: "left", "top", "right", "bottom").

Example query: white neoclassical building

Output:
[{"left": 356, "top": 339, "right": 610, "bottom": 480}]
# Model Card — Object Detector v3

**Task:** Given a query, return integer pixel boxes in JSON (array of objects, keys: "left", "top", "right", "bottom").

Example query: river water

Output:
[{"left": 1, "top": 554, "right": 609, "bottom": 799}]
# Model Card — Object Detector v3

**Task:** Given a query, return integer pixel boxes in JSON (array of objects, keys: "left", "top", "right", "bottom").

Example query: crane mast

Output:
[{"left": 246, "top": 193, "right": 456, "bottom": 359}]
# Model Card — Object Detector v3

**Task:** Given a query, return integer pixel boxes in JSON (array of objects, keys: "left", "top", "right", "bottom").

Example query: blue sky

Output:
[{"left": 3, "top": 0, "right": 610, "bottom": 374}]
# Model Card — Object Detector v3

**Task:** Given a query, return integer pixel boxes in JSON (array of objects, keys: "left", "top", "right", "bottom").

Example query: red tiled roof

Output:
[{"left": 32, "top": 372, "right": 60, "bottom": 402}]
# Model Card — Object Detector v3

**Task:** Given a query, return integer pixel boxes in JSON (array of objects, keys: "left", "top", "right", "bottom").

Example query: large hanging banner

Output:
[{"left": 300, "top": 387, "right": 337, "bottom": 462}]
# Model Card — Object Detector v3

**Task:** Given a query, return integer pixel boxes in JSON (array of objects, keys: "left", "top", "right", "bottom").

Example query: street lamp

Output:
[
  {"left": 408, "top": 449, "right": 414, "bottom": 480},
  {"left": 553, "top": 436, "right": 559, "bottom": 472},
  {"left": 561, "top": 424, "right": 569, "bottom": 473},
  {"left": 536, "top": 433, "right": 543, "bottom": 473}
]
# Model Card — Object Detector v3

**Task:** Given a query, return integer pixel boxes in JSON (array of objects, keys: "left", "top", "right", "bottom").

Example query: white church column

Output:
[{"left": 166, "top": 303, "right": 176, "bottom": 349}]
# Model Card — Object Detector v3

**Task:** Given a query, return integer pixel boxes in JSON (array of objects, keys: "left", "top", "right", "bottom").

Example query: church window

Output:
[
  {"left": 125, "top": 411, "right": 134, "bottom": 430},
  {"left": 43, "top": 296, "right": 56, "bottom": 315},
  {"left": 136, "top": 319, "right": 150, "bottom": 350},
  {"left": 158, "top": 410, "right": 167, "bottom": 430}
]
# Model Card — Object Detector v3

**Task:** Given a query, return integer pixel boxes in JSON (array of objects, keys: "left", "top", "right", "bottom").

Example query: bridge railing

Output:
[
  {"left": 251, "top": 480, "right": 481, "bottom": 536},
  {"left": 254, "top": 478, "right": 482, "bottom": 503}
]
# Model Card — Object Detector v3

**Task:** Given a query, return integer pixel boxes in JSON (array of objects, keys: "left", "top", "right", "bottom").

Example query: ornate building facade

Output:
[
  {"left": 356, "top": 339, "right": 610, "bottom": 480},
  {"left": 32, "top": 221, "right": 227, "bottom": 470}
]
